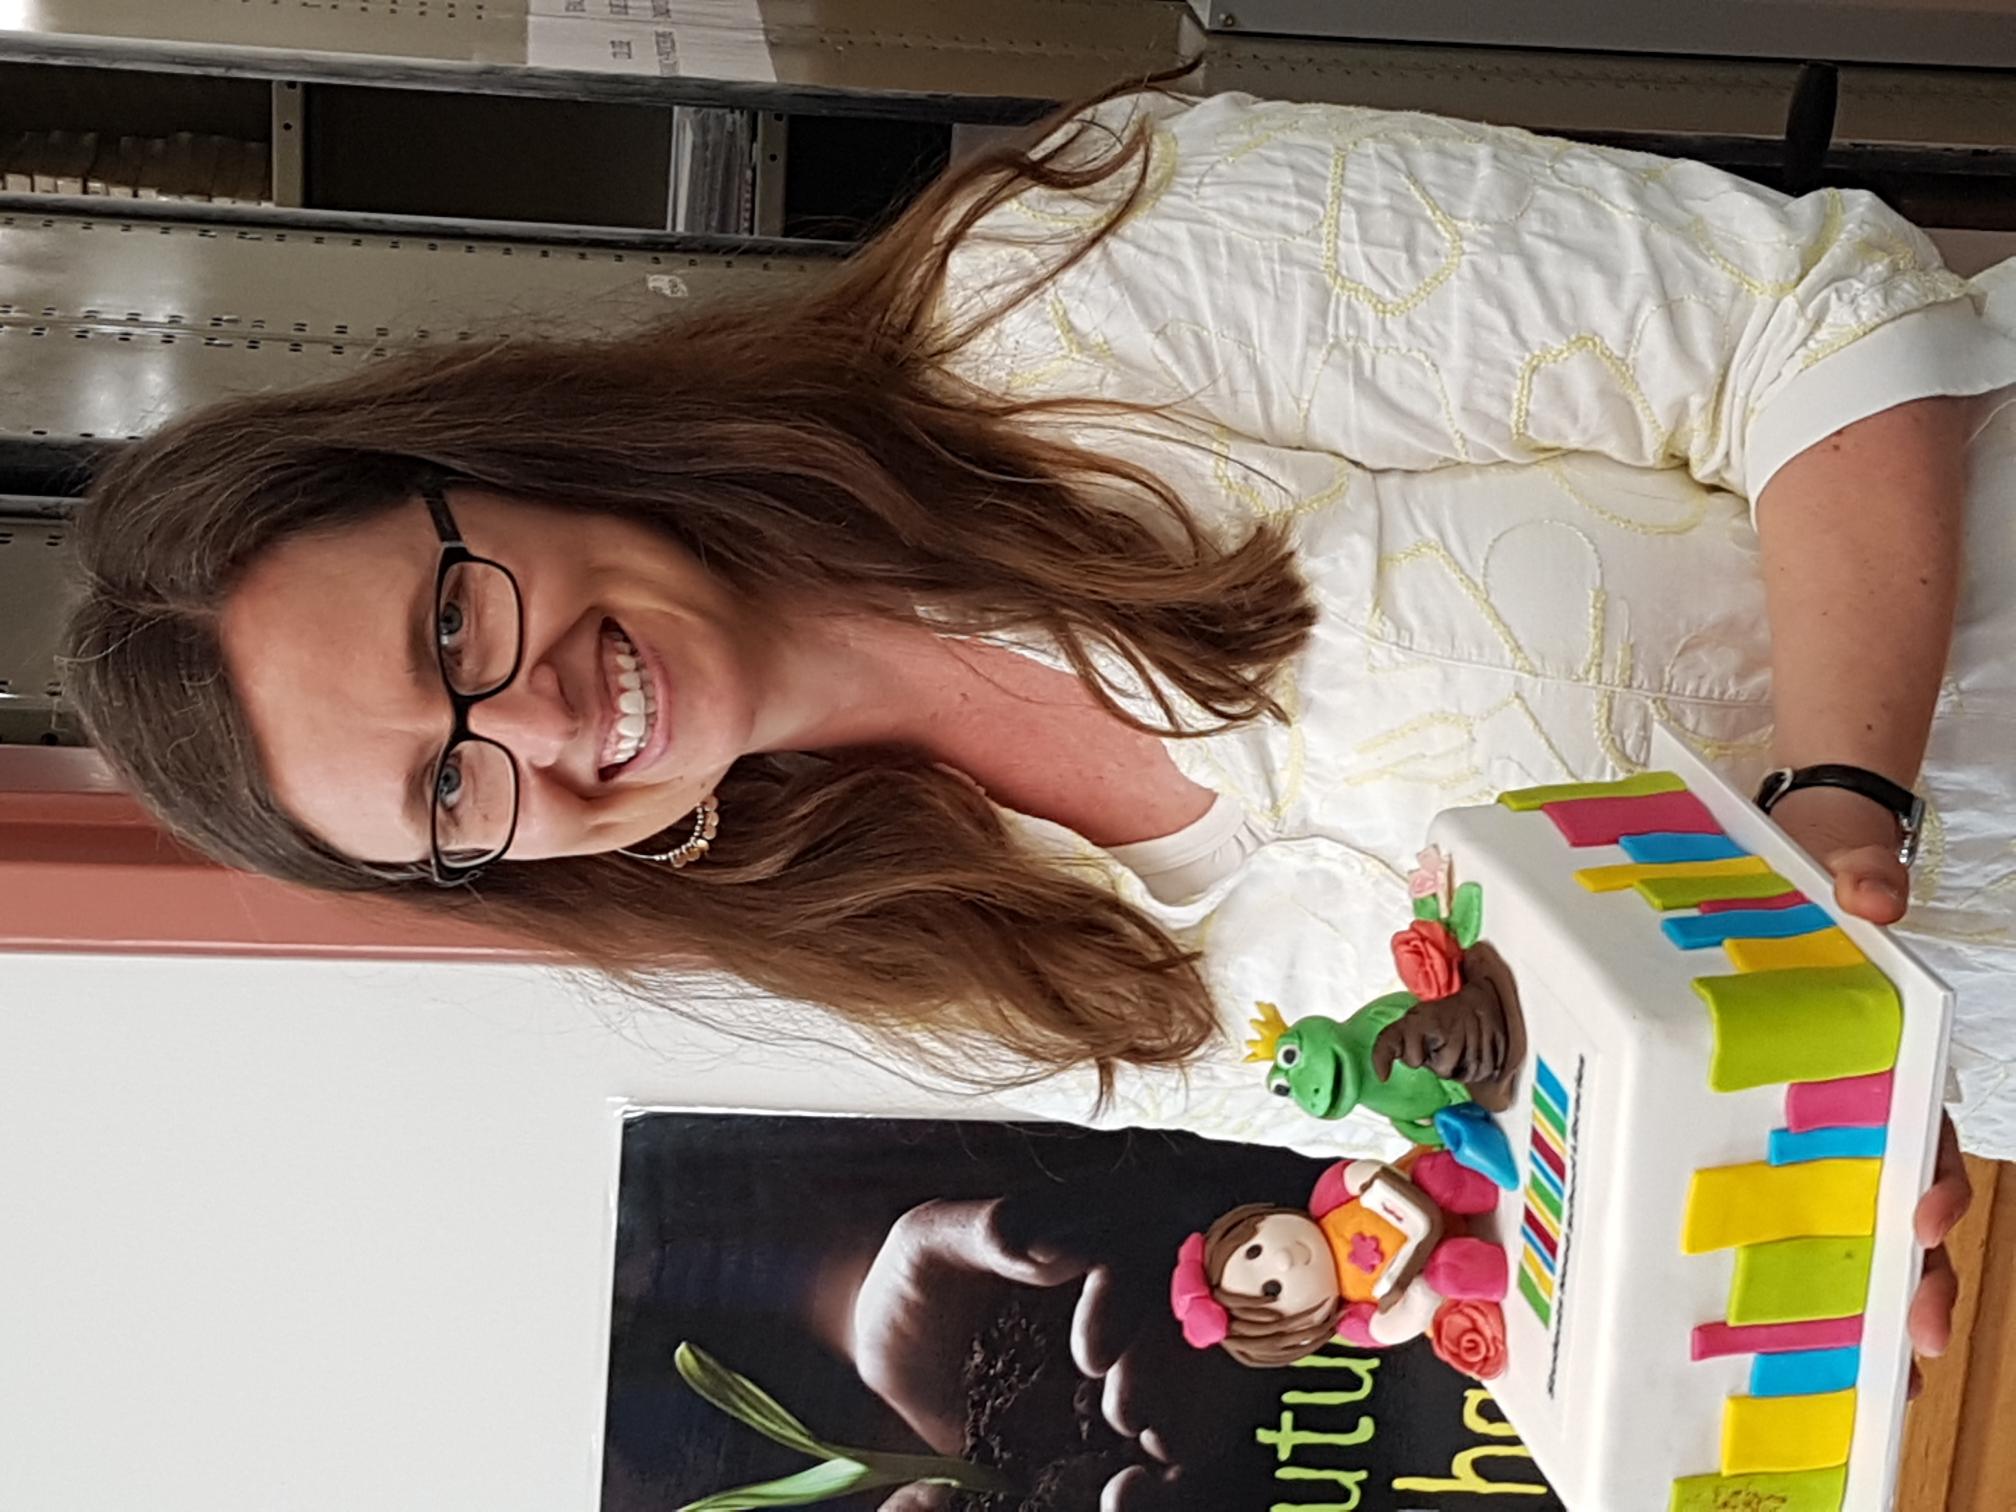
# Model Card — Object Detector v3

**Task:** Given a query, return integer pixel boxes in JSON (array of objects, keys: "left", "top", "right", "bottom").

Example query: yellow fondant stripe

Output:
[
  {"left": 1721, "top": 1390, "right": 1856, "bottom": 1475},
  {"left": 1684, "top": 1160, "right": 1880, "bottom": 1254},
  {"left": 1499, "top": 771, "right": 1686, "bottom": 810},
  {"left": 1576, "top": 856, "right": 1772, "bottom": 893},
  {"left": 1724, "top": 928, "right": 1867, "bottom": 972},
  {"left": 1525, "top": 1192, "right": 1562, "bottom": 1242},
  {"left": 1694, "top": 964, "right": 1901, "bottom": 1092},
  {"left": 1635, "top": 870, "right": 1795, "bottom": 909},
  {"left": 1520, "top": 1248, "right": 1555, "bottom": 1301}
]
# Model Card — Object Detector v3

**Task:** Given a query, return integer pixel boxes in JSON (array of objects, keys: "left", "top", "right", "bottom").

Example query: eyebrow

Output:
[{"left": 401, "top": 565, "right": 440, "bottom": 848}]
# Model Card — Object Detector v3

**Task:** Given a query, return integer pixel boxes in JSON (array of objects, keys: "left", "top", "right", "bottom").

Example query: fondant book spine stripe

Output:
[
  {"left": 1518, "top": 1055, "right": 1576, "bottom": 1347},
  {"left": 1786, "top": 1072, "right": 1894, "bottom": 1133},
  {"left": 1542, "top": 789, "right": 1721, "bottom": 845}
]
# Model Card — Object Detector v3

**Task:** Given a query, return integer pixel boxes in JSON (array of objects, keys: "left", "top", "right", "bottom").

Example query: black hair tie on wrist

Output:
[{"left": 1755, "top": 763, "right": 1927, "bottom": 868}]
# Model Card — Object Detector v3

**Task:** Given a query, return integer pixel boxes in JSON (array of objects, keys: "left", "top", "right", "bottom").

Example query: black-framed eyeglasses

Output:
[{"left": 420, "top": 482, "right": 526, "bottom": 885}]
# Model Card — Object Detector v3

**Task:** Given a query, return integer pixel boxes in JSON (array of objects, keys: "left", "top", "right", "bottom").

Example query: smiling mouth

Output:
[{"left": 597, "top": 619, "right": 659, "bottom": 778}]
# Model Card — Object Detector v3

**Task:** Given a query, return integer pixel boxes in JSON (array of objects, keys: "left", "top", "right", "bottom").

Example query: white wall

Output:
[{"left": 0, "top": 953, "right": 963, "bottom": 1512}]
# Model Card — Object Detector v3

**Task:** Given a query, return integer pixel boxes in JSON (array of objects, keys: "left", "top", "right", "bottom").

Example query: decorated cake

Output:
[{"left": 1176, "top": 729, "right": 1951, "bottom": 1512}]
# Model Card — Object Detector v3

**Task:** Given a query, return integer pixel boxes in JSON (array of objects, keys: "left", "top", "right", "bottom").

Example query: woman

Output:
[{"left": 65, "top": 90, "right": 2010, "bottom": 1355}]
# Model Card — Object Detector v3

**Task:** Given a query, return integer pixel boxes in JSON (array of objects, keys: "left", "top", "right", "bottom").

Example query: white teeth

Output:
[{"left": 601, "top": 623, "right": 659, "bottom": 772}]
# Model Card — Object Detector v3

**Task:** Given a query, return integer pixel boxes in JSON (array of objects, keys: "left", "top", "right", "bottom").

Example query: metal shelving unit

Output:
[
  {"left": 0, "top": 0, "right": 1193, "bottom": 119},
  {"left": 0, "top": 504, "right": 72, "bottom": 747},
  {"left": 1184, "top": 0, "right": 2016, "bottom": 72},
  {"left": 0, "top": 202, "right": 837, "bottom": 448}
]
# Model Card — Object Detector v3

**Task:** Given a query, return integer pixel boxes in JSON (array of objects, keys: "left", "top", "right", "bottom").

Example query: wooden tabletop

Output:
[{"left": 1899, "top": 1157, "right": 2015, "bottom": 1509}]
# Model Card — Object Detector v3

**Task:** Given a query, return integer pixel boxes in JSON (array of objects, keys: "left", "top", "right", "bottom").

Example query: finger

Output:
[
  {"left": 1828, "top": 844, "right": 1908, "bottom": 925},
  {"left": 1073, "top": 1264, "right": 1150, "bottom": 1378},
  {"left": 879, "top": 1485, "right": 952, "bottom": 1512},
  {"left": 1102, "top": 1466, "right": 1152, "bottom": 1512},
  {"left": 1102, "top": 1354, "right": 1149, "bottom": 1439},
  {"left": 1104, "top": 1465, "right": 1186, "bottom": 1512},
  {"left": 1916, "top": 1118, "right": 1973, "bottom": 1247},
  {"left": 921, "top": 1198, "right": 1092, "bottom": 1288},
  {"left": 1908, "top": 1244, "right": 1959, "bottom": 1359}
]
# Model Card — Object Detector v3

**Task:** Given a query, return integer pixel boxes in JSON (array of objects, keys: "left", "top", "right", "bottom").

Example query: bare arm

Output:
[
  {"left": 1755, "top": 395, "right": 1970, "bottom": 923},
  {"left": 1753, "top": 395, "right": 1974, "bottom": 1367}
]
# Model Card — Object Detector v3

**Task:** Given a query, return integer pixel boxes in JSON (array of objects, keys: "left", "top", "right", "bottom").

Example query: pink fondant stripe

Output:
[
  {"left": 1698, "top": 891, "right": 1809, "bottom": 914},
  {"left": 1691, "top": 1315, "right": 1864, "bottom": 1361},
  {"left": 1787, "top": 1072, "right": 1895, "bottom": 1133},
  {"left": 1541, "top": 792, "right": 1720, "bottom": 847}
]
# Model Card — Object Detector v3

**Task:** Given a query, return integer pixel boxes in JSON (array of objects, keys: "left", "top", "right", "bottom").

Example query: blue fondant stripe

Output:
[
  {"left": 1618, "top": 831, "right": 1748, "bottom": 863},
  {"left": 1768, "top": 1125, "right": 1890, "bottom": 1165},
  {"left": 1532, "top": 1082, "right": 1568, "bottom": 1137},
  {"left": 1529, "top": 1152, "right": 1565, "bottom": 1201},
  {"left": 1750, "top": 1347, "right": 1862, "bottom": 1398},
  {"left": 1521, "top": 1217, "right": 1558, "bottom": 1273},
  {"left": 1661, "top": 903, "right": 1835, "bottom": 950},
  {"left": 1535, "top": 1057, "right": 1570, "bottom": 1113}
]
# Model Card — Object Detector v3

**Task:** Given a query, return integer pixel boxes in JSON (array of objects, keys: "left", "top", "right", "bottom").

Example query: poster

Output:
[{"left": 602, "top": 1113, "right": 1564, "bottom": 1511}]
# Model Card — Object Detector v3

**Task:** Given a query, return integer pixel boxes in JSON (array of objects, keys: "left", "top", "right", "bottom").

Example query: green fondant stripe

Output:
[
  {"left": 1731, "top": 1236, "right": 1875, "bottom": 1326},
  {"left": 1517, "top": 1264, "right": 1552, "bottom": 1326},
  {"left": 1636, "top": 869, "right": 1796, "bottom": 910},
  {"left": 1499, "top": 771, "right": 1686, "bottom": 810},
  {"left": 1528, "top": 1176, "right": 1564, "bottom": 1224},
  {"left": 1668, "top": 1466, "right": 1848, "bottom": 1512},
  {"left": 1532, "top": 1086, "right": 1568, "bottom": 1142},
  {"left": 1695, "top": 963, "right": 1902, "bottom": 1092}
]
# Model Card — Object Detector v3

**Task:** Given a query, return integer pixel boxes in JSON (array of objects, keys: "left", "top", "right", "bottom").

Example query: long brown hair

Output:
[{"left": 62, "top": 82, "right": 1318, "bottom": 1098}]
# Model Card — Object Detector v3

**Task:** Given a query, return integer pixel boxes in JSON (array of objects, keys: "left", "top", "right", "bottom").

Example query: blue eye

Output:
[
  {"left": 436, "top": 598, "right": 466, "bottom": 646},
  {"left": 435, "top": 754, "right": 465, "bottom": 810}
]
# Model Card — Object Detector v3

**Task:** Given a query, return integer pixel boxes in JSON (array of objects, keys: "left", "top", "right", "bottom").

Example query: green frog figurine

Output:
[{"left": 1250, "top": 857, "right": 1525, "bottom": 1190}]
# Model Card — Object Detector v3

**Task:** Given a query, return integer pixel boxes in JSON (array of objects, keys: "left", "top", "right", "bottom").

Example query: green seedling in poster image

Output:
[{"left": 673, "top": 1343, "right": 1014, "bottom": 1510}]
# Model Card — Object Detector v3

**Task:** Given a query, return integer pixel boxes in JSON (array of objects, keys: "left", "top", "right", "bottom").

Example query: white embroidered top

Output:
[{"left": 925, "top": 92, "right": 2016, "bottom": 1160}]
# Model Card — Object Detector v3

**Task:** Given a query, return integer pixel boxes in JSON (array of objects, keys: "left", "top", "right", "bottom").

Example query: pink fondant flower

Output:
[
  {"left": 1407, "top": 846, "right": 1453, "bottom": 909},
  {"left": 1347, "top": 1232, "right": 1387, "bottom": 1274},
  {"left": 1429, "top": 1299, "right": 1509, "bottom": 1381},
  {"left": 1171, "top": 1233, "right": 1230, "bottom": 1349},
  {"left": 1392, "top": 919, "right": 1465, "bottom": 1001}
]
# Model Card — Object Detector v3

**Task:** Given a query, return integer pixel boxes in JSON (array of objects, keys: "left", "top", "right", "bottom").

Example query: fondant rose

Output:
[
  {"left": 1392, "top": 919, "right": 1464, "bottom": 1001},
  {"left": 1429, "top": 1299, "right": 1508, "bottom": 1381},
  {"left": 1408, "top": 846, "right": 1452, "bottom": 908}
]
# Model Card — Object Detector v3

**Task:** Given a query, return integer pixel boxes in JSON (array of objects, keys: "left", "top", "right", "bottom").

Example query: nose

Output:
[
  {"left": 1252, "top": 1248, "right": 1290, "bottom": 1281},
  {"left": 466, "top": 661, "right": 579, "bottom": 768}
]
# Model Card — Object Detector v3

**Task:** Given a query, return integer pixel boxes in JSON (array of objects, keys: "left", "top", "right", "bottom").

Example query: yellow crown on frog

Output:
[{"left": 1244, "top": 1001, "right": 1291, "bottom": 1064}]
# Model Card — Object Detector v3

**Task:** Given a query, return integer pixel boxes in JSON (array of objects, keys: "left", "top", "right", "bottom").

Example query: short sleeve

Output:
[{"left": 947, "top": 91, "right": 2016, "bottom": 507}]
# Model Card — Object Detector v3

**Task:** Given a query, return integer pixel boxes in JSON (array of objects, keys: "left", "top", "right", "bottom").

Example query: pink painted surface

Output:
[
  {"left": 1690, "top": 1315, "right": 1864, "bottom": 1361},
  {"left": 1541, "top": 791, "right": 1720, "bottom": 846},
  {"left": 1698, "top": 891, "right": 1810, "bottom": 914},
  {"left": 0, "top": 746, "right": 523, "bottom": 960},
  {"left": 1787, "top": 1072, "right": 1896, "bottom": 1133}
]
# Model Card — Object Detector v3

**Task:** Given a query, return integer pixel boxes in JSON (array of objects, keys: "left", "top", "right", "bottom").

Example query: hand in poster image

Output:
[{"left": 847, "top": 1192, "right": 1276, "bottom": 1511}]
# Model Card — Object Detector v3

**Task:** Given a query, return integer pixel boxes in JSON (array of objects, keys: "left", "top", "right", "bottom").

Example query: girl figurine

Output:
[{"left": 1171, "top": 1152, "right": 1510, "bottom": 1380}]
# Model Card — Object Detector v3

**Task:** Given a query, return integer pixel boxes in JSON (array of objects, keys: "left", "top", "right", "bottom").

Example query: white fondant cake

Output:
[{"left": 1428, "top": 730, "right": 1950, "bottom": 1512}]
